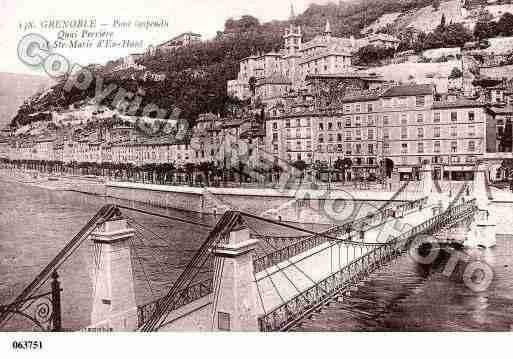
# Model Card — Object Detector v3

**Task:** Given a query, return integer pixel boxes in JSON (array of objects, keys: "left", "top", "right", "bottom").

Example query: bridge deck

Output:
[
  {"left": 253, "top": 205, "right": 436, "bottom": 317},
  {"left": 255, "top": 199, "right": 477, "bottom": 331}
]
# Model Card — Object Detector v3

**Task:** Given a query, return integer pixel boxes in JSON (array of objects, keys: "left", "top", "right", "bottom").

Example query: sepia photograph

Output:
[{"left": 1, "top": 0, "right": 513, "bottom": 356}]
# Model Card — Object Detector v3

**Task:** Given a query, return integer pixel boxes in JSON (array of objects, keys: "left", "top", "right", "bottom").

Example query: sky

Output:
[{"left": 0, "top": 0, "right": 330, "bottom": 76}]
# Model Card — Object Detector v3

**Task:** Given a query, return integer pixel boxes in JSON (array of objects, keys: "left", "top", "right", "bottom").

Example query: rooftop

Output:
[
  {"left": 432, "top": 98, "right": 486, "bottom": 109},
  {"left": 381, "top": 84, "right": 434, "bottom": 97}
]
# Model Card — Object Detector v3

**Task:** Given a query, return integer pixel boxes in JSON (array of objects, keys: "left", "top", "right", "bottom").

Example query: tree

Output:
[
  {"left": 248, "top": 76, "right": 257, "bottom": 96},
  {"left": 474, "top": 21, "right": 498, "bottom": 40},
  {"left": 497, "top": 12, "right": 513, "bottom": 36},
  {"left": 440, "top": 13, "right": 446, "bottom": 28},
  {"left": 354, "top": 44, "right": 395, "bottom": 65},
  {"left": 291, "top": 160, "right": 308, "bottom": 179},
  {"left": 448, "top": 67, "right": 463, "bottom": 79}
]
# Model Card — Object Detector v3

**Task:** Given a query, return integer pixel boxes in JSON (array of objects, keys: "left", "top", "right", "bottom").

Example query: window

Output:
[
  {"left": 434, "top": 126, "right": 440, "bottom": 138},
  {"left": 383, "top": 116, "right": 390, "bottom": 125},
  {"left": 383, "top": 128, "right": 390, "bottom": 140},
  {"left": 355, "top": 104, "right": 361, "bottom": 112},
  {"left": 367, "top": 115, "right": 374, "bottom": 126},
  {"left": 344, "top": 104, "right": 351, "bottom": 113},
  {"left": 328, "top": 134, "right": 334, "bottom": 142},
  {"left": 434, "top": 141, "right": 440, "bottom": 153},
  {"left": 328, "top": 122, "right": 333, "bottom": 131},
  {"left": 383, "top": 99, "right": 393, "bottom": 108},
  {"left": 306, "top": 141, "right": 312, "bottom": 150},
  {"left": 337, "top": 133, "right": 342, "bottom": 142},
  {"left": 273, "top": 144, "right": 279, "bottom": 152},
  {"left": 451, "top": 126, "right": 457, "bottom": 137},
  {"left": 417, "top": 128, "right": 424, "bottom": 138},
  {"left": 401, "top": 143, "right": 408, "bottom": 154},
  {"left": 383, "top": 143, "right": 390, "bottom": 154},
  {"left": 305, "top": 118, "right": 311, "bottom": 126},
  {"left": 367, "top": 103, "right": 373, "bottom": 112},
  {"left": 451, "top": 141, "right": 457, "bottom": 153},
  {"left": 346, "top": 131, "right": 352, "bottom": 140},
  {"left": 398, "top": 97, "right": 408, "bottom": 107},
  {"left": 401, "top": 127, "right": 408, "bottom": 139},
  {"left": 218, "top": 312, "right": 230, "bottom": 331},
  {"left": 355, "top": 116, "right": 361, "bottom": 127},
  {"left": 451, "top": 112, "right": 457, "bottom": 122},
  {"left": 355, "top": 129, "right": 362, "bottom": 140},
  {"left": 434, "top": 112, "right": 441, "bottom": 123},
  {"left": 368, "top": 129, "right": 374, "bottom": 140},
  {"left": 285, "top": 120, "right": 290, "bottom": 128},
  {"left": 355, "top": 143, "right": 362, "bottom": 154},
  {"left": 345, "top": 117, "right": 351, "bottom": 127},
  {"left": 296, "top": 141, "right": 301, "bottom": 150},
  {"left": 368, "top": 144, "right": 374, "bottom": 155},
  {"left": 318, "top": 135, "right": 324, "bottom": 143},
  {"left": 319, "top": 123, "right": 324, "bottom": 131},
  {"left": 272, "top": 122, "right": 278, "bottom": 130},
  {"left": 468, "top": 125, "right": 475, "bottom": 137},
  {"left": 417, "top": 113, "right": 424, "bottom": 123},
  {"left": 295, "top": 119, "right": 301, "bottom": 127},
  {"left": 401, "top": 114, "right": 408, "bottom": 125},
  {"left": 451, "top": 155, "right": 460, "bottom": 163},
  {"left": 416, "top": 96, "right": 425, "bottom": 107},
  {"left": 272, "top": 133, "right": 278, "bottom": 141},
  {"left": 468, "top": 111, "right": 475, "bottom": 121},
  {"left": 337, "top": 121, "right": 342, "bottom": 129},
  {"left": 468, "top": 140, "right": 476, "bottom": 152},
  {"left": 418, "top": 142, "right": 424, "bottom": 153},
  {"left": 286, "top": 128, "right": 291, "bottom": 139}
]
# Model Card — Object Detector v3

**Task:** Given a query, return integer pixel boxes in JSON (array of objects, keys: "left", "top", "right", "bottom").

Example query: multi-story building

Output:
[
  {"left": 228, "top": 20, "right": 356, "bottom": 102},
  {"left": 153, "top": 32, "right": 202, "bottom": 54},
  {"left": 380, "top": 86, "right": 487, "bottom": 180},
  {"left": 267, "top": 83, "right": 491, "bottom": 181}
]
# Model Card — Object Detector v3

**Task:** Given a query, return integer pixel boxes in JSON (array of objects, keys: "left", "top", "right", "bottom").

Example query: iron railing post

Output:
[{"left": 51, "top": 271, "right": 62, "bottom": 332}]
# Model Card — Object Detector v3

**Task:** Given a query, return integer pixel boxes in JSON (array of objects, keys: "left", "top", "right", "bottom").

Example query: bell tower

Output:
[
  {"left": 324, "top": 19, "right": 332, "bottom": 41},
  {"left": 284, "top": 4, "right": 302, "bottom": 56}
]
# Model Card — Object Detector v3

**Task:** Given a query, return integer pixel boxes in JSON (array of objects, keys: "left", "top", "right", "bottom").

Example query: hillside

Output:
[{"left": 8, "top": 0, "right": 497, "bottom": 128}]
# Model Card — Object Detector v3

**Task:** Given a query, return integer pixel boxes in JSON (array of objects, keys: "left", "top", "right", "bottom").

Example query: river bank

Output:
[
  {"left": 0, "top": 169, "right": 416, "bottom": 224},
  {"left": 2, "top": 168, "right": 513, "bottom": 230}
]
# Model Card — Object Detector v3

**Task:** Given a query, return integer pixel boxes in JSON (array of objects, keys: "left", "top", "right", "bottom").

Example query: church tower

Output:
[
  {"left": 284, "top": 3, "right": 302, "bottom": 55},
  {"left": 324, "top": 19, "right": 332, "bottom": 41}
]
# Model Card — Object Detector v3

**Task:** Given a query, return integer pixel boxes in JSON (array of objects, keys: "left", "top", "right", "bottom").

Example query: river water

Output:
[{"left": 1, "top": 179, "right": 513, "bottom": 331}]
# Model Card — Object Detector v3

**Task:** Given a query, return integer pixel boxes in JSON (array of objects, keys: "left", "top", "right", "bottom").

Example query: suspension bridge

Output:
[{"left": 0, "top": 162, "right": 496, "bottom": 332}]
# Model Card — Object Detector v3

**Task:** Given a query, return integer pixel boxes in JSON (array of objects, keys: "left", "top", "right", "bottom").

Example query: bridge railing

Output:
[
  {"left": 136, "top": 278, "right": 213, "bottom": 328},
  {"left": 253, "top": 197, "right": 428, "bottom": 273},
  {"left": 258, "top": 199, "right": 477, "bottom": 331}
]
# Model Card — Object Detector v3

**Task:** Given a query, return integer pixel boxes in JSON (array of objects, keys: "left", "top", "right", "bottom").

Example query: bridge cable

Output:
[
  {"left": 242, "top": 216, "right": 327, "bottom": 294},
  {"left": 140, "top": 211, "right": 242, "bottom": 331},
  {"left": 129, "top": 236, "right": 157, "bottom": 300},
  {"left": 116, "top": 205, "right": 213, "bottom": 229}
]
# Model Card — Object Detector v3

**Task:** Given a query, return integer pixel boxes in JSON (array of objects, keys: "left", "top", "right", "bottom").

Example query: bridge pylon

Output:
[
  {"left": 89, "top": 217, "right": 138, "bottom": 330},
  {"left": 211, "top": 224, "right": 260, "bottom": 331}
]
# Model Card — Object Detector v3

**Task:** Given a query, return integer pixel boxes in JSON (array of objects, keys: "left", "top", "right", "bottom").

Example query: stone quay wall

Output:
[{"left": 105, "top": 182, "right": 412, "bottom": 224}]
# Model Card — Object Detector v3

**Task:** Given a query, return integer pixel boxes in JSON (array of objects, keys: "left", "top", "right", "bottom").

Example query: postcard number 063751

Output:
[{"left": 12, "top": 340, "right": 43, "bottom": 350}]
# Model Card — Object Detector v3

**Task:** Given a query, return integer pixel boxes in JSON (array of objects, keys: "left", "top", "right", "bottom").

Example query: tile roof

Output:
[
  {"left": 432, "top": 98, "right": 486, "bottom": 109},
  {"left": 257, "top": 73, "right": 291, "bottom": 85},
  {"left": 487, "top": 105, "right": 513, "bottom": 115},
  {"left": 381, "top": 84, "right": 434, "bottom": 97}
]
